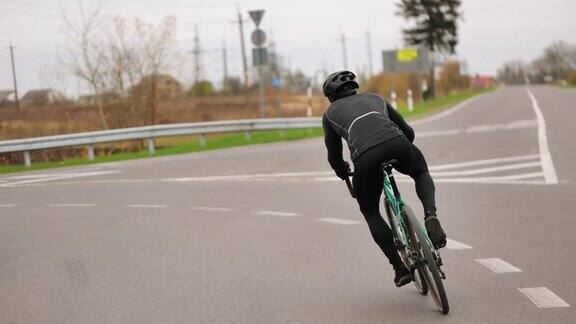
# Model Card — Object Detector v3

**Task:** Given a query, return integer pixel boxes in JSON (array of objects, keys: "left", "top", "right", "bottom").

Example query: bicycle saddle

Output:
[{"left": 380, "top": 159, "right": 398, "bottom": 170}]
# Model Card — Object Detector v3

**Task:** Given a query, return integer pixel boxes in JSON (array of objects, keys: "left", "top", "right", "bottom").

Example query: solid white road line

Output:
[
  {"left": 171, "top": 171, "right": 332, "bottom": 182},
  {"left": 465, "top": 124, "right": 502, "bottom": 133},
  {"left": 475, "top": 258, "right": 522, "bottom": 273},
  {"left": 518, "top": 287, "right": 570, "bottom": 308},
  {"left": 50, "top": 203, "right": 98, "bottom": 207},
  {"left": 317, "top": 217, "right": 360, "bottom": 225},
  {"left": 417, "top": 120, "right": 537, "bottom": 138},
  {"left": 428, "top": 154, "right": 540, "bottom": 171},
  {"left": 445, "top": 239, "right": 473, "bottom": 250},
  {"left": 255, "top": 210, "right": 301, "bottom": 217},
  {"left": 418, "top": 129, "right": 462, "bottom": 138},
  {"left": 126, "top": 204, "right": 168, "bottom": 208},
  {"left": 411, "top": 96, "right": 478, "bottom": 126},
  {"left": 431, "top": 161, "right": 541, "bottom": 177},
  {"left": 424, "top": 178, "right": 548, "bottom": 186},
  {"left": 499, "top": 172, "right": 545, "bottom": 180},
  {"left": 0, "top": 204, "right": 17, "bottom": 207},
  {"left": 526, "top": 89, "right": 558, "bottom": 184},
  {"left": 426, "top": 172, "right": 546, "bottom": 184},
  {"left": 0, "top": 171, "right": 120, "bottom": 187},
  {"left": 504, "top": 119, "right": 538, "bottom": 129},
  {"left": 192, "top": 207, "right": 233, "bottom": 212}
]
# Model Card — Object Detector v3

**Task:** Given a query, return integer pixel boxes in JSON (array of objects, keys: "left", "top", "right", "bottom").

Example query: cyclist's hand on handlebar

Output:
[{"left": 335, "top": 161, "right": 351, "bottom": 180}]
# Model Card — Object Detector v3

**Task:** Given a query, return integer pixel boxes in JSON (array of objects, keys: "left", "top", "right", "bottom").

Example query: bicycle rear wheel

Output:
[
  {"left": 385, "top": 201, "right": 428, "bottom": 295},
  {"left": 403, "top": 205, "right": 449, "bottom": 314}
]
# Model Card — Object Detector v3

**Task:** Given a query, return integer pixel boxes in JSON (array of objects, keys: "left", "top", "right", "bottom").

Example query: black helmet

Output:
[{"left": 323, "top": 70, "right": 359, "bottom": 101}]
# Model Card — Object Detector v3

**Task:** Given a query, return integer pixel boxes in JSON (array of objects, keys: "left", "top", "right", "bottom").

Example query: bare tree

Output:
[
  {"left": 62, "top": 1, "right": 109, "bottom": 129},
  {"left": 497, "top": 60, "right": 529, "bottom": 85},
  {"left": 61, "top": 2, "right": 182, "bottom": 129}
]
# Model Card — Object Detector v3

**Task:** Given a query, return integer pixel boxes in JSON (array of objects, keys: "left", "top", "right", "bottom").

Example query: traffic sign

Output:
[
  {"left": 271, "top": 77, "right": 281, "bottom": 88},
  {"left": 248, "top": 10, "right": 265, "bottom": 27},
  {"left": 251, "top": 29, "right": 266, "bottom": 47},
  {"left": 252, "top": 47, "right": 268, "bottom": 66}
]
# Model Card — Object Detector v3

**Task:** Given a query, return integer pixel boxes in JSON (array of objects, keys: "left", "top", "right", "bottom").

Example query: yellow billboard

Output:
[{"left": 397, "top": 48, "right": 419, "bottom": 62}]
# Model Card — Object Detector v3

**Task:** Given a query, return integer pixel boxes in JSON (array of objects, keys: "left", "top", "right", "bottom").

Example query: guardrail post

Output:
[
  {"left": 244, "top": 131, "right": 252, "bottom": 141},
  {"left": 407, "top": 89, "right": 414, "bottom": 112},
  {"left": 23, "top": 151, "right": 31, "bottom": 168},
  {"left": 147, "top": 138, "right": 155, "bottom": 155},
  {"left": 87, "top": 144, "right": 95, "bottom": 161},
  {"left": 200, "top": 133, "right": 206, "bottom": 147}
]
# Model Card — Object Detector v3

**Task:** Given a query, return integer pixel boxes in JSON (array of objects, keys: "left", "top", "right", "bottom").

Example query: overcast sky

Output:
[{"left": 1, "top": 0, "right": 576, "bottom": 96}]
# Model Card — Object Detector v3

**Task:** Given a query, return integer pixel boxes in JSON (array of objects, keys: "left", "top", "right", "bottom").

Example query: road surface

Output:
[{"left": 0, "top": 86, "right": 574, "bottom": 323}]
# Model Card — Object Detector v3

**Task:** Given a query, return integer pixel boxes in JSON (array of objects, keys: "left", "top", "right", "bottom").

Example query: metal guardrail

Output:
[{"left": 0, "top": 117, "right": 322, "bottom": 167}]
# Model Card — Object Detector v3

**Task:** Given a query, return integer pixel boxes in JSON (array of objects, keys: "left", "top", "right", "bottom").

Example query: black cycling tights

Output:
[{"left": 352, "top": 136, "right": 436, "bottom": 268}]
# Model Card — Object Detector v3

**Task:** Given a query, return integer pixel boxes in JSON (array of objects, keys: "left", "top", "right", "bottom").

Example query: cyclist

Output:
[{"left": 321, "top": 71, "right": 447, "bottom": 287}]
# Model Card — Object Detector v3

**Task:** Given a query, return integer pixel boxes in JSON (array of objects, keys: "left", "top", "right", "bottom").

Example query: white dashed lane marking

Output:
[
  {"left": 50, "top": 203, "right": 98, "bottom": 207},
  {"left": 445, "top": 239, "right": 473, "bottom": 250},
  {"left": 126, "top": 204, "right": 168, "bottom": 208},
  {"left": 475, "top": 258, "right": 522, "bottom": 273},
  {"left": 192, "top": 207, "right": 234, "bottom": 212},
  {"left": 519, "top": 287, "right": 570, "bottom": 308},
  {"left": 0, "top": 204, "right": 16, "bottom": 207},
  {"left": 317, "top": 217, "right": 360, "bottom": 225},
  {"left": 255, "top": 211, "right": 301, "bottom": 217}
]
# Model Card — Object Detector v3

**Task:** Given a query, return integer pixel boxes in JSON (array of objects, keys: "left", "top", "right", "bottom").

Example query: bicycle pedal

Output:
[
  {"left": 439, "top": 268, "right": 447, "bottom": 279},
  {"left": 392, "top": 238, "right": 403, "bottom": 249}
]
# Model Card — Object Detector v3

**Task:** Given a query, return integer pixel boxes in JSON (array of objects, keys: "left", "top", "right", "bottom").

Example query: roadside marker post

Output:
[
  {"left": 87, "top": 144, "right": 95, "bottom": 161},
  {"left": 306, "top": 86, "right": 313, "bottom": 117},
  {"left": 147, "top": 138, "right": 156, "bottom": 155},
  {"left": 407, "top": 89, "right": 414, "bottom": 112},
  {"left": 200, "top": 133, "right": 207, "bottom": 147},
  {"left": 23, "top": 150, "right": 31, "bottom": 168}
]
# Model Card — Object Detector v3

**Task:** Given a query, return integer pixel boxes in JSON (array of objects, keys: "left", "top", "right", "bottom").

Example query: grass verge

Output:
[{"left": 0, "top": 87, "right": 494, "bottom": 174}]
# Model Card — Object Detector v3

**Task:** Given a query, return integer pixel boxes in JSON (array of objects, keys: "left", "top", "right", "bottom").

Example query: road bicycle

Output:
[{"left": 345, "top": 159, "right": 449, "bottom": 314}]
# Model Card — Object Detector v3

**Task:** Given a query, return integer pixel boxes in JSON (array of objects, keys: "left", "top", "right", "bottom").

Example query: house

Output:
[
  {"left": 470, "top": 75, "right": 495, "bottom": 89},
  {"left": 21, "top": 89, "right": 66, "bottom": 106},
  {"left": 77, "top": 92, "right": 121, "bottom": 106},
  {"left": 0, "top": 90, "right": 16, "bottom": 107},
  {"left": 130, "top": 74, "right": 183, "bottom": 100}
]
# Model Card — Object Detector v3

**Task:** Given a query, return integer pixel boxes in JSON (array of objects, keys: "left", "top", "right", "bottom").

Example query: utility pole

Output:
[
  {"left": 340, "top": 33, "right": 348, "bottom": 70},
  {"left": 366, "top": 30, "right": 374, "bottom": 78},
  {"left": 191, "top": 25, "right": 203, "bottom": 85},
  {"left": 221, "top": 39, "right": 229, "bottom": 92},
  {"left": 233, "top": 6, "right": 249, "bottom": 88},
  {"left": 8, "top": 40, "right": 20, "bottom": 110}
]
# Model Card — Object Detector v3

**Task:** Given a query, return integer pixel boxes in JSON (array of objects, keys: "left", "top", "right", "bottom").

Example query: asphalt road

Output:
[{"left": 1, "top": 85, "right": 574, "bottom": 323}]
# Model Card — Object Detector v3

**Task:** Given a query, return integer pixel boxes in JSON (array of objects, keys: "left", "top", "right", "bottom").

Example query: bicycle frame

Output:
[
  {"left": 382, "top": 171, "right": 410, "bottom": 247},
  {"left": 345, "top": 166, "right": 440, "bottom": 260},
  {"left": 383, "top": 170, "right": 439, "bottom": 262}
]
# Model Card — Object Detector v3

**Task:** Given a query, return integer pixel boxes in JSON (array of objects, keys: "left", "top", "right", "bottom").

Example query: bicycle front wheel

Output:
[
  {"left": 403, "top": 205, "right": 449, "bottom": 314},
  {"left": 385, "top": 201, "right": 428, "bottom": 295}
]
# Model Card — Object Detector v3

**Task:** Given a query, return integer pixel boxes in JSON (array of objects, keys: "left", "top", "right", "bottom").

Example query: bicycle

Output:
[{"left": 345, "top": 159, "right": 449, "bottom": 314}]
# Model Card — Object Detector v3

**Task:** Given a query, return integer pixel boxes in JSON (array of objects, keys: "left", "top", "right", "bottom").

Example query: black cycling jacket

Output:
[{"left": 322, "top": 92, "right": 415, "bottom": 172}]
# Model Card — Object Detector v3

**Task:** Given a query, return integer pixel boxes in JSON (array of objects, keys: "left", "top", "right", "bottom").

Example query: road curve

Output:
[{"left": 0, "top": 85, "right": 574, "bottom": 323}]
